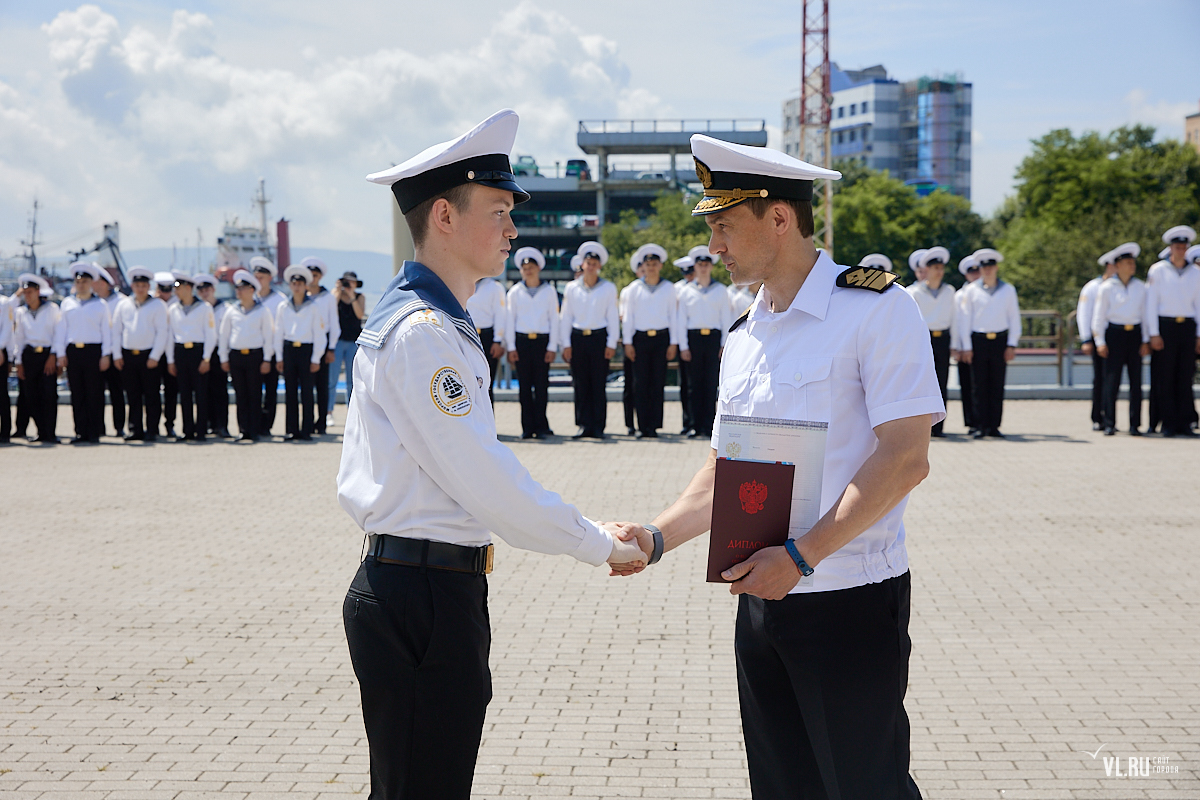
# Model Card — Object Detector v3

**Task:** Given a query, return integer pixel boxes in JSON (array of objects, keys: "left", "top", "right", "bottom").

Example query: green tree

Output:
[{"left": 599, "top": 192, "right": 727, "bottom": 290}]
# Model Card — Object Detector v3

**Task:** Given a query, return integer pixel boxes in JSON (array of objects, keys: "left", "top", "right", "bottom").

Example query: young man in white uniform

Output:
[
  {"left": 560, "top": 242, "right": 619, "bottom": 438},
  {"left": 957, "top": 248, "right": 1021, "bottom": 438},
  {"left": 504, "top": 246, "right": 559, "bottom": 439},
  {"left": 622, "top": 243, "right": 679, "bottom": 438},
  {"left": 464, "top": 272, "right": 506, "bottom": 405},
  {"left": 1092, "top": 243, "right": 1148, "bottom": 436},
  {"left": 906, "top": 247, "right": 957, "bottom": 437},
  {"left": 676, "top": 245, "right": 730, "bottom": 439}
]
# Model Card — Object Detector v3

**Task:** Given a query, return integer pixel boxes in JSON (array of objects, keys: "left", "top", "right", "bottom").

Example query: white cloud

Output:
[{"left": 1122, "top": 89, "right": 1192, "bottom": 137}]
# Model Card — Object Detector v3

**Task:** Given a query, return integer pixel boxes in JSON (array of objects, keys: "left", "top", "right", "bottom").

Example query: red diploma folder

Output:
[{"left": 707, "top": 458, "right": 796, "bottom": 582}]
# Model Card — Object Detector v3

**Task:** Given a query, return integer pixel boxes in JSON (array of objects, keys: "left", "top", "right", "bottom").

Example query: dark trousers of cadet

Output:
[
  {"left": 1101, "top": 325, "right": 1143, "bottom": 432},
  {"left": 174, "top": 345, "right": 208, "bottom": 439},
  {"left": 956, "top": 359, "right": 975, "bottom": 430},
  {"left": 632, "top": 329, "right": 669, "bottom": 434},
  {"left": 158, "top": 360, "right": 177, "bottom": 431},
  {"left": 929, "top": 331, "right": 950, "bottom": 436},
  {"left": 478, "top": 327, "right": 500, "bottom": 406},
  {"left": 282, "top": 342, "right": 316, "bottom": 436},
  {"left": 1154, "top": 317, "right": 1198, "bottom": 435},
  {"left": 686, "top": 330, "right": 721, "bottom": 437},
  {"left": 970, "top": 333, "right": 1008, "bottom": 432},
  {"left": 343, "top": 558, "right": 491, "bottom": 800},
  {"left": 570, "top": 329, "right": 608, "bottom": 434},
  {"left": 260, "top": 357, "right": 279, "bottom": 434},
  {"left": 622, "top": 347, "right": 637, "bottom": 431},
  {"left": 228, "top": 349, "right": 264, "bottom": 439},
  {"left": 736, "top": 573, "right": 922, "bottom": 800},
  {"left": 102, "top": 359, "right": 125, "bottom": 435},
  {"left": 1, "top": 354, "right": 11, "bottom": 439},
  {"left": 207, "top": 359, "right": 230, "bottom": 433},
  {"left": 20, "top": 347, "right": 58, "bottom": 441},
  {"left": 15, "top": 370, "right": 30, "bottom": 436},
  {"left": 66, "top": 343, "right": 104, "bottom": 441},
  {"left": 1089, "top": 349, "right": 1105, "bottom": 425},
  {"left": 679, "top": 339, "right": 693, "bottom": 433},
  {"left": 121, "top": 349, "right": 160, "bottom": 437},
  {"left": 515, "top": 333, "right": 551, "bottom": 435},
  {"left": 313, "top": 355, "right": 331, "bottom": 433}
]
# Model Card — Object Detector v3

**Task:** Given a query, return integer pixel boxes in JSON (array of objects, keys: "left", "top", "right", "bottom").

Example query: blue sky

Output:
[{"left": 1, "top": 0, "right": 1196, "bottom": 259}]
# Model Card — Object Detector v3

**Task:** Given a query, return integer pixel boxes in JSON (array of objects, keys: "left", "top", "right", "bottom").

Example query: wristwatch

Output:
[
  {"left": 784, "top": 539, "right": 814, "bottom": 577},
  {"left": 644, "top": 524, "right": 664, "bottom": 565}
]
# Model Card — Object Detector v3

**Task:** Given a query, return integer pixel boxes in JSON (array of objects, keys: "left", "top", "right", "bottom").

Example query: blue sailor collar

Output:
[{"left": 357, "top": 260, "right": 485, "bottom": 357}]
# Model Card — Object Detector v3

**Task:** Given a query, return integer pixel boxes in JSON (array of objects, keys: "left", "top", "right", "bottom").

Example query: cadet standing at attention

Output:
[
  {"left": 275, "top": 264, "right": 326, "bottom": 441},
  {"left": 1144, "top": 225, "right": 1200, "bottom": 437},
  {"left": 1092, "top": 242, "right": 1148, "bottom": 436},
  {"left": 56, "top": 262, "right": 112, "bottom": 444},
  {"left": 616, "top": 246, "right": 642, "bottom": 435},
  {"left": 560, "top": 240, "right": 619, "bottom": 439},
  {"left": 505, "top": 245, "right": 558, "bottom": 439},
  {"left": 0, "top": 285, "right": 11, "bottom": 443},
  {"left": 13, "top": 273, "right": 62, "bottom": 444},
  {"left": 1078, "top": 250, "right": 1117, "bottom": 430},
  {"left": 957, "top": 248, "right": 1020, "bottom": 438},
  {"left": 300, "top": 257, "right": 341, "bottom": 434},
  {"left": 193, "top": 274, "right": 232, "bottom": 438},
  {"left": 153, "top": 271, "right": 180, "bottom": 438},
  {"left": 165, "top": 271, "right": 216, "bottom": 442},
  {"left": 955, "top": 255, "right": 980, "bottom": 434},
  {"left": 622, "top": 243, "right": 678, "bottom": 438},
  {"left": 906, "top": 248, "right": 956, "bottom": 437},
  {"left": 111, "top": 267, "right": 169, "bottom": 442},
  {"left": 609, "top": 134, "right": 940, "bottom": 800},
  {"left": 91, "top": 266, "right": 125, "bottom": 437},
  {"left": 675, "top": 244, "right": 730, "bottom": 439},
  {"left": 249, "top": 256, "right": 285, "bottom": 437},
  {"left": 218, "top": 269, "right": 275, "bottom": 442},
  {"left": 674, "top": 256, "right": 696, "bottom": 435},
  {"left": 464, "top": 271, "right": 507, "bottom": 406},
  {"left": 338, "top": 109, "right": 648, "bottom": 800}
]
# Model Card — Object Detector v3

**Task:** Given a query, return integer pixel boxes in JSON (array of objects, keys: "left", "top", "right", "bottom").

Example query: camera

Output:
[{"left": 340, "top": 279, "right": 351, "bottom": 288}]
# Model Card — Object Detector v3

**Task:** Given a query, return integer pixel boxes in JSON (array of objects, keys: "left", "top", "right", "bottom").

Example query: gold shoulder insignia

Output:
[
  {"left": 729, "top": 307, "right": 751, "bottom": 333},
  {"left": 835, "top": 267, "right": 900, "bottom": 293}
]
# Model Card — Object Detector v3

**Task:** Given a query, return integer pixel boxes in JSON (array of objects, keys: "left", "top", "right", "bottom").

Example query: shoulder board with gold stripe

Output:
[
  {"left": 835, "top": 266, "right": 900, "bottom": 293},
  {"left": 729, "top": 307, "right": 751, "bottom": 333}
]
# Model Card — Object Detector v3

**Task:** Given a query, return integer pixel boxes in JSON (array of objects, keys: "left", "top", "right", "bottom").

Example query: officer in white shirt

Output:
[
  {"left": 609, "top": 134, "right": 940, "bottom": 800},
  {"left": 218, "top": 269, "right": 275, "bottom": 442},
  {"left": 560, "top": 244, "right": 619, "bottom": 438},
  {"left": 1092, "top": 243, "right": 1148, "bottom": 436},
  {"left": 615, "top": 245, "right": 641, "bottom": 434},
  {"left": 300, "top": 256, "right": 341, "bottom": 433},
  {"left": 957, "top": 248, "right": 1021, "bottom": 438},
  {"left": 677, "top": 245, "right": 731, "bottom": 439},
  {"left": 193, "top": 274, "right": 232, "bottom": 438},
  {"left": 465, "top": 274, "right": 507, "bottom": 405},
  {"left": 56, "top": 262, "right": 113, "bottom": 443},
  {"left": 674, "top": 257, "right": 696, "bottom": 434},
  {"left": 273, "top": 265, "right": 326, "bottom": 440},
  {"left": 1078, "top": 250, "right": 1117, "bottom": 430},
  {"left": 91, "top": 266, "right": 125, "bottom": 437},
  {"left": 166, "top": 272, "right": 217, "bottom": 442},
  {"left": 906, "top": 248, "right": 956, "bottom": 437},
  {"left": 340, "top": 109, "right": 648, "bottom": 800},
  {"left": 112, "top": 267, "right": 170, "bottom": 442},
  {"left": 1144, "top": 225, "right": 1200, "bottom": 437},
  {"left": 0, "top": 287, "right": 12, "bottom": 442},
  {"left": 249, "top": 256, "right": 285, "bottom": 435},
  {"left": 13, "top": 274, "right": 63, "bottom": 443},
  {"left": 623, "top": 243, "right": 679, "bottom": 438},
  {"left": 505, "top": 246, "right": 559, "bottom": 439},
  {"left": 153, "top": 271, "right": 181, "bottom": 438}
]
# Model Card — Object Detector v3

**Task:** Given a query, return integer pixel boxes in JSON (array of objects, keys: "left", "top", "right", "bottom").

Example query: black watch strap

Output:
[{"left": 644, "top": 524, "right": 664, "bottom": 565}]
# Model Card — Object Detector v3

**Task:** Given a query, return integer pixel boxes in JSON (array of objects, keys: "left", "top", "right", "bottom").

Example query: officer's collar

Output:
[
  {"left": 357, "top": 260, "right": 484, "bottom": 356},
  {"left": 758, "top": 250, "right": 836, "bottom": 322}
]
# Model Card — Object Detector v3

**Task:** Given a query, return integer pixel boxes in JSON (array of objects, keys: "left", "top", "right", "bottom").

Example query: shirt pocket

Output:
[
  {"left": 772, "top": 357, "right": 833, "bottom": 423},
  {"left": 718, "top": 370, "right": 754, "bottom": 417}
]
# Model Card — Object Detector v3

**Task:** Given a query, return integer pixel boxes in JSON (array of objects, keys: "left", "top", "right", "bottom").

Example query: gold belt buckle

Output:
[
  {"left": 476, "top": 327, "right": 482, "bottom": 335},
  {"left": 240, "top": 348, "right": 250, "bottom": 355},
  {"left": 75, "top": 342, "right": 85, "bottom": 349},
  {"left": 931, "top": 330, "right": 942, "bottom": 338},
  {"left": 647, "top": 329, "right": 657, "bottom": 337},
  {"left": 1124, "top": 324, "right": 1134, "bottom": 331},
  {"left": 34, "top": 346, "right": 44, "bottom": 353},
  {"left": 700, "top": 328, "right": 711, "bottom": 335},
  {"left": 582, "top": 328, "right": 592, "bottom": 335},
  {"left": 1176, "top": 317, "right": 1186, "bottom": 323},
  {"left": 184, "top": 342, "right": 194, "bottom": 349},
  {"left": 985, "top": 332, "right": 997, "bottom": 340},
  {"left": 527, "top": 332, "right": 537, "bottom": 340},
  {"left": 131, "top": 349, "right": 140, "bottom": 355},
  {"left": 483, "top": 544, "right": 494, "bottom": 575}
]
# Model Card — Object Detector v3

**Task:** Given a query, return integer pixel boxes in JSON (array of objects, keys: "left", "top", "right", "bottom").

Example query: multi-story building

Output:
[
  {"left": 783, "top": 63, "right": 972, "bottom": 199},
  {"left": 1186, "top": 101, "right": 1200, "bottom": 155}
]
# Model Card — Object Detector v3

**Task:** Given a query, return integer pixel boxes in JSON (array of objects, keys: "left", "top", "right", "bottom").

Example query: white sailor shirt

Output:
[
  {"left": 465, "top": 278, "right": 506, "bottom": 337},
  {"left": 54, "top": 294, "right": 112, "bottom": 357},
  {"left": 621, "top": 279, "right": 679, "bottom": 345},
  {"left": 12, "top": 302, "right": 62, "bottom": 364},
  {"left": 1092, "top": 277, "right": 1149, "bottom": 346},
  {"left": 504, "top": 281, "right": 559, "bottom": 351},
  {"left": 728, "top": 285, "right": 757, "bottom": 318},
  {"left": 676, "top": 280, "right": 732, "bottom": 348},
  {"left": 111, "top": 296, "right": 169, "bottom": 361},
  {"left": 904, "top": 281, "right": 957, "bottom": 342},
  {"left": 0, "top": 296, "right": 12, "bottom": 359},
  {"left": 259, "top": 290, "right": 287, "bottom": 320},
  {"left": 954, "top": 279, "right": 978, "bottom": 350},
  {"left": 1076, "top": 277, "right": 1104, "bottom": 343},
  {"left": 166, "top": 299, "right": 217, "bottom": 362},
  {"left": 712, "top": 252, "right": 944, "bottom": 594},
  {"left": 218, "top": 301, "right": 275, "bottom": 362},
  {"left": 1144, "top": 261, "right": 1200, "bottom": 336},
  {"left": 957, "top": 280, "right": 1021, "bottom": 349},
  {"left": 559, "top": 277, "right": 620, "bottom": 350},
  {"left": 308, "top": 287, "right": 341, "bottom": 352},
  {"left": 274, "top": 297, "right": 327, "bottom": 363}
]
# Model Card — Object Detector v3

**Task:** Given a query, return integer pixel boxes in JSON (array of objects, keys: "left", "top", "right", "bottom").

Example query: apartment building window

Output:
[
  {"left": 850, "top": 105, "right": 857, "bottom": 116},
  {"left": 837, "top": 107, "right": 844, "bottom": 118},
  {"left": 862, "top": 102, "right": 869, "bottom": 113},
  {"left": 837, "top": 131, "right": 844, "bottom": 144},
  {"left": 849, "top": 130, "right": 856, "bottom": 142}
]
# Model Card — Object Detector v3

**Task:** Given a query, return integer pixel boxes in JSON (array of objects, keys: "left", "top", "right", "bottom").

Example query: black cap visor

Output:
[{"left": 393, "top": 154, "right": 530, "bottom": 214}]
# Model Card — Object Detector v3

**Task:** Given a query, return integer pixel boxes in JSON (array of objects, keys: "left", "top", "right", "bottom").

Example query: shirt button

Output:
[
  {"left": 794, "top": 372, "right": 803, "bottom": 381},
  {"left": 771, "top": 325, "right": 778, "bottom": 333}
]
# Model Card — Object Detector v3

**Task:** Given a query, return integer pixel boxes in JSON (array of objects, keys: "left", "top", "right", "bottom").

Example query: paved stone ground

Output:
[{"left": 1, "top": 400, "right": 1198, "bottom": 799}]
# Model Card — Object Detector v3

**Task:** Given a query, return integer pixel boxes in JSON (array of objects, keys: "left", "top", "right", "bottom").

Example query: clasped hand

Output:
[{"left": 601, "top": 522, "right": 653, "bottom": 575}]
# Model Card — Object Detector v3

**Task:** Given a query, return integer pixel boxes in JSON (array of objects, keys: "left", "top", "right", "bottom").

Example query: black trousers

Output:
[
  {"left": 344, "top": 558, "right": 491, "bottom": 800},
  {"left": 283, "top": 342, "right": 316, "bottom": 436},
  {"left": 228, "top": 349, "right": 264, "bottom": 439},
  {"left": 478, "top": 327, "right": 500, "bottom": 406},
  {"left": 121, "top": 349, "right": 160, "bottom": 437},
  {"left": 929, "top": 332, "right": 950, "bottom": 436},
  {"left": 622, "top": 347, "right": 636, "bottom": 431},
  {"left": 15, "top": 362, "right": 30, "bottom": 436},
  {"left": 158, "top": 360, "right": 177, "bottom": 429},
  {"left": 1101, "top": 325, "right": 1143, "bottom": 431},
  {"left": 1, "top": 353, "right": 10, "bottom": 439},
  {"left": 632, "top": 329, "right": 669, "bottom": 433},
  {"left": 66, "top": 343, "right": 104, "bottom": 441},
  {"left": 736, "top": 574, "right": 922, "bottom": 800},
  {"left": 261, "top": 357, "right": 279, "bottom": 433},
  {"left": 570, "top": 329, "right": 608, "bottom": 435},
  {"left": 679, "top": 336, "right": 693, "bottom": 433},
  {"left": 102, "top": 359, "right": 125, "bottom": 434},
  {"left": 174, "top": 345, "right": 209, "bottom": 439},
  {"left": 1154, "top": 317, "right": 1197, "bottom": 435},
  {"left": 514, "top": 333, "right": 551, "bottom": 436},
  {"left": 1088, "top": 348, "right": 1105, "bottom": 425},
  {"left": 207, "top": 359, "right": 230, "bottom": 433},
  {"left": 313, "top": 354, "right": 331, "bottom": 433},
  {"left": 20, "top": 347, "right": 58, "bottom": 440},
  {"left": 956, "top": 358, "right": 974, "bottom": 430},
  {"left": 686, "top": 330, "right": 721, "bottom": 437},
  {"left": 970, "top": 333, "right": 1008, "bottom": 432}
]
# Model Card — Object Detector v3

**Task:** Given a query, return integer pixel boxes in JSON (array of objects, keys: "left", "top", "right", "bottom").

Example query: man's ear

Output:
[
  {"left": 771, "top": 201, "right": 792, "bottom": 237},
  {"left": 430, "top": 197, "right": 455, "bottom": 237}
]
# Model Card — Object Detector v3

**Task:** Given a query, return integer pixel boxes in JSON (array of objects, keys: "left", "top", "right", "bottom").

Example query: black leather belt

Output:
[{"left": 366, "top": 534, "right": 493, "bottom": 575}]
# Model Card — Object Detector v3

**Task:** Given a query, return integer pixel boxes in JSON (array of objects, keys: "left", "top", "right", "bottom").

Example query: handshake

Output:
[{"left": 600, "top": 522, "right": 657, "bottom": 577}]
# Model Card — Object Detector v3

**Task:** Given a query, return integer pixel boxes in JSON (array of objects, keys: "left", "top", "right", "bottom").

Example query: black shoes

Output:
[
  {"left": 1104, "top": 427, "right": 1116, "bottom": 436},
  {"left": 635, "top": 430, "right": 658, "bottom": 439},
  {"left": 572, "top": 428, "right": 588, "bottom": 439},
  {"left": 521, "top": 432, "right": 534, "bottom": 440},
  {"left": 1092, "top": 422, "right": 1102, "bottom": 431},
  {"left": 1129, "top": 429, "right": 1143, "bottom": 436},
  {"left": 124, "top": 432, "right": 145, "bottom": 441}
]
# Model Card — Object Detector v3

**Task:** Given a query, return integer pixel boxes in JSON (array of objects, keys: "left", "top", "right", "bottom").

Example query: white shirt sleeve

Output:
[
  {"left": 52, "top": 304, "right": 68, "bottom": 358},
  {"left": 956, "top": 290, "right": 973, "bottom": 352},
  {"left": 1092, "top": 285, "right": 1110, "bottom": 347},
  {"left": 859, "top": 288, "right": 947, "bottom": 428},
  {"left": 1077, "top": 284, "right": 1095, "bottom": 343},
  {"left": 273, "top": 305, "right": 285, "bottom": 359},
  {"left": 202, "top": 304, "right": 217, "bottom": 361},
  {"left": 622, "top": 285, "right": 636, "bottom": 346},
  {"left": 218, "top": 308, "right": 232, "bottom": 363},
  {"left": 504, "top": 287, "right": 517, "bottom": 352},
  {"left": 559, "top": 286, "right": 575, "bottom": 347},
  {"left": 605, "top": 285, "right": 620, "bottom": 351},
  {"left": 260, "top": 305, "right": 275, "bottom": 361},
  {"left": 149, "top": 304, "right": 169, "bottom": 363},
  {"left": 545, "top": 289, "right": 559, "bottom": 353},
  {"left": 1144, "top": 275, "right": 1160, "bottom": 337},
  {"left": 492, "top": 284, "right": 506, "bottom": 343},
  {"left": 667, "top": 284, "right": 679, "bottom": 346},
  {"left": 1006, "top": 286, "right": 1021, "bottom": 348}
]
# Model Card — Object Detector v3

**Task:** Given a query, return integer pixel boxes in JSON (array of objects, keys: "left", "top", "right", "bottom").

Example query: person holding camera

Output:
[{"left": 331, "top": 271, "right": 366, "bottom": 418}]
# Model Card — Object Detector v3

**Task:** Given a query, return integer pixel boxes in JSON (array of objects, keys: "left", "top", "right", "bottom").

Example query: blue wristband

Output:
[{"left": 784, "top": 539, "right": 814, "bottom": 577}]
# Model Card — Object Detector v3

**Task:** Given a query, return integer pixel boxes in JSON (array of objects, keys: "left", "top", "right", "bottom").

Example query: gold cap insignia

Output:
[{"left": 695, "top": 159, "right": 712, "bottom": 189}]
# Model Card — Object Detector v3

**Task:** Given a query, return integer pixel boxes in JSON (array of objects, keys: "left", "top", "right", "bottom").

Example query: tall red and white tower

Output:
[{"left": 799, "top": 0, "right": 834, "bottom": 256}]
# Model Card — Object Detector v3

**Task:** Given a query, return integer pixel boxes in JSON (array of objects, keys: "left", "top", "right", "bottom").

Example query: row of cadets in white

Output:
[
  {"left": 504, "top": 280, "right": 559, "bottom": 352},
  {"left": 55, "top": 294, "right": 112, "bottom": 357},
  {"left": 12, "top": 299, "right": 62, "bottom": 364},
  {"left": 1144, "top": 256, "right": 1200, "bottom": 338},
  {"left": 1092, "top": 274, "right": 1149, "bottom": 347},
  {"left": 559, "top": 275, "right": 619, "bottom": 349},
  {"left": 957, "top": 253, "right": 1021, "bottom": 350},
  {"left": 676, "top": 278, "right": 732, "bottom": 348},
  {"left": 466, "top": 277, "right": 506, "bottom": 337},
  {"left": 218, "top": 299, "right": 275, "bottom": 363},
  {"left": 165, "top": 297, "right": 217, "bottom": 363},
  {"left": 111, "top": 295, "right": 169, "bottom": 361},
  {"left": 274, "top": 294, "right": 328, "bottom": 363},
  {"left": 621, "top": 277, "right": 679, "bottom": 345},
  {"left": 904, "top": 280, "right": 957, "bottom": 338}
]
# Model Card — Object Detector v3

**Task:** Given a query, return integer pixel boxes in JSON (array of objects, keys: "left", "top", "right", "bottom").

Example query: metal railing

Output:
[
  {"left": 579, "top": 119, "right": 766, "bottom": 134},
  {"left": 1017, "top": 310, "right": 1066, "bottom": 385}
]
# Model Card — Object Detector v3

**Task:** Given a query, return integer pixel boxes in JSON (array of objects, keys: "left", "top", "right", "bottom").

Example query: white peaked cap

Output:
[
  {"left": 233, "top": 269, "right": 261, "bottom": 291},
  {"left": 171, "top": 270, "right": 193, "bottom": 283},
  {"left": 688, "top": 244, "right": 719, "bottom": 263},
  {"left": 690, "top": 134, "right": 840, "bottom": 216},
  {"left": 957, "top": 255, "right": 977, "bottom": 276},
  {"left": 973, "top": 248, "right": 1003, "bottom": 265},
  {"left": 578, "top": 241, "right": 608, "bottom": 265},
  {"left": 248, "top": 256, "right": 276, "bottom": 276},
  {"left": 18, "top": 272, "right": 49, "bottom": 291},
  {"left": 1097, "top": 249, "right": 1115, "bottom": 267},
  {"left": 1186, "top": 244, "right": 1200, "bottom": 264},
  {"left": 41, "top": 285, "right": 54, "bottom": 297},
  {"left": 859, "top": 253, "right": 894, "bottom": 272},
  {"left": 514, "top": 246, "right": 545, "bottom": 269},
  {"left": 1161, "top": 225, "right": 1196, "bottom": 245},
  {"left": 1158, "top": 247, "right": 1171, "bottom": 260},
  {"left": 299, "top": 256, "right": 327, "bottom": 273},
  {"left": 192, "top": 273, "right": 217, "bottom": 288},
  {"left": 94, "top": 264, "right": 115, "bottom": 285},
  {"left": 1110, "top": 242, "right": 1140, "bottom": 261},
  {"left": 570, "top": 254, "right": 584, "bottom": 270},
  {"left": 128, "top": 266, "right": 154, "bottom": 282},
  {"left": 154, "top": 271, "right": 174, "bottom": 285},
  {"left": 631, "top": 243, "right": 668, "bottom": 272},
  {"left": 908, "top": 249, "right": 928, "bottom": 270},
  {"left": 673, "top": 256, "right": 694, "bottom": 269},
  {"left": 283, "top": 265, "right": 314, "bottom": 284},
  {"left": 919, "top": 246, "right": 950, "bottom": 268},
  {"left": 70, "top": 261, "right": 99, "bottom": 280}
]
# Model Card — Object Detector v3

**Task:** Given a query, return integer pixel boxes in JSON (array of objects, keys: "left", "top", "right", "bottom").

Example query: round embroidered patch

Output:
[{"left": 430, "top": 366, "right": 472, "bottom": 416}]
